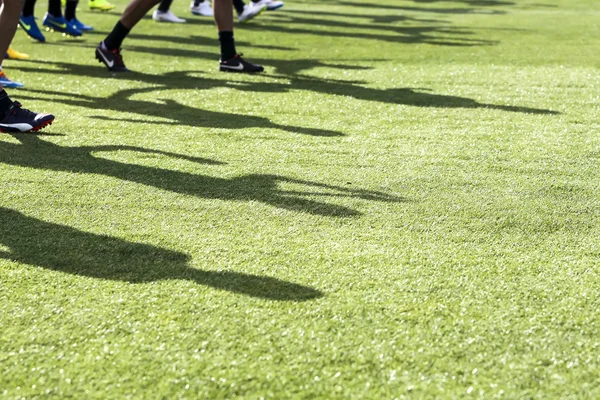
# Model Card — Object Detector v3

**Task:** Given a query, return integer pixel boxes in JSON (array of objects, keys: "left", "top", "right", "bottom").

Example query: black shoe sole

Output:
[{"left": 219, "top": 66, "right": 264, "bottom": 73}]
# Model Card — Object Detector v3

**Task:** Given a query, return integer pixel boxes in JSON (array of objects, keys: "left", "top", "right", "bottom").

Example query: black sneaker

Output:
[
  {"left": 219, "top": 54, "right": 264, "bottom": 73},
  {"left": 95, "top": 42, "right": 129, "bottom": 72},
  {"left": 0, "top": 102, "right": 54, "bottom": 133}
]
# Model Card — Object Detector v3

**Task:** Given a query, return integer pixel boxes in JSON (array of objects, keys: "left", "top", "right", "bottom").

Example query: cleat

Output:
[
  {"left": 42, "top": 13, "right": 83, "bottom": 36},
  {"left": 0, "top": 101, "right": 54, "bottom": 133},
  {"left": 0, "top": 71, "right": 24, "bottom": 88},
  {"left": 219, "top": 54, "right": 264, "bottom": 73},
  {"left": 237, "top": 2, "right": 265, "bottom": 23},
  {"left": 253, "top": 0, "right": 284, "bottom": 11},
  {"left": 190, "top": 0, "right": 213, "bottom": 16},
  {"left": 152, "top": 9, "right": 186, "bottom": 23},
  {"left": 5, "top": 48, "right": 30, "bottom": 60},
  {"left": 19, "top": 15, "right": 46, "bottom": 42},
  {"left": 95, "top": 42, "right": 129, "bottom": 72},
  {"left": 68, "top": 17, "right": 94, "bottom": 31},
  {"left": 89, "top": 0, "right": 115, "bottom": 11}
]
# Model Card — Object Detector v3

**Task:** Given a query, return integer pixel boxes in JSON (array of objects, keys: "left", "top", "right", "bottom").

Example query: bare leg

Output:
[
  {"left": 0, "top": 0, "right": 24, "bottom": 61},
  {"left": 120, "top": 0, "right": 161, "bottom": 28},
  {"left": 213, "top": 0, "right": 233, "bottom": 31}
]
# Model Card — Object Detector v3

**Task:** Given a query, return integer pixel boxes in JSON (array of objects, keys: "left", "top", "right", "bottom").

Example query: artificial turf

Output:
[{"left": 1, "top": 0, "right": 600, "bottom": 397}]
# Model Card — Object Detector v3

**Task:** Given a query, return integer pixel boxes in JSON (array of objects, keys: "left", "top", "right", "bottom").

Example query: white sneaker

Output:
[
  {"left": 152, "top": 9, "right": 187, "bottom": 23},
  {"left": 238, "top": 2, "right": 266, "bottom": 23},
  {"left": 252, "top": 0, "right": 284, "bottom": 11},
  {"left": 190, "top": 0, "right": 213, "bottom": 16}
]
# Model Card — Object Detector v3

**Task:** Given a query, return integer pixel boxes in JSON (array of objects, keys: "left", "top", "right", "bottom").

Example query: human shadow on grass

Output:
[
  {"left": 313, "top": 0, "right": 510, "bottom": 14},
  {"left": 0, "top": 135, "right": 404, "bottom": 217},
  {"left": 15, "top": 61, "right": 558, "bottom": 115},
  {"left": 0, "top": 207, "right": 322, "bottom": 301}
]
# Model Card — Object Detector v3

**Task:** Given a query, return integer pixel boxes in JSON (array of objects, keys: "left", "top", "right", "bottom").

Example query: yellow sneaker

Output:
[
  {"left": 89, "top": 0, "right": 115, "bottom": 11},
  {"left": 6, "top": 48, "right": 30, "bottom": 60}
]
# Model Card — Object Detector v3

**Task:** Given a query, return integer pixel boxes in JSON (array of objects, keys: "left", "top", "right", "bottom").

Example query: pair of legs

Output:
[
  {"left": 96, "top": 0, "right": 264, "bottom": 73},
  {"left": 0, "top": 0, "right": 54, "bottom": 132},
  {"left": 163, "top": 0, "right": 283, "bottom": 23},
  {"left": 19, "top": 0, "right": 93, "bottom": 42}
]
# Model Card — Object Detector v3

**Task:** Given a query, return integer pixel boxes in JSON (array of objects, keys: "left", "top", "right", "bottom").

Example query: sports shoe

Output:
[
  {"left": 68, "top": 17, "right": 94, "bottom": 31},
  {"left": 5, "top": 48, "right": 30, "bottom": 60},
  {"left": 152, "top": 9, "right": 186, "bottom": 23},
  {"left": 219, "top": 54, "right": 264, "bottom": 73},
  {"left": 190, "top": 0, "right": 213, "bottom": 16},
  {"left": 253, "top": 0, "right": 284, "bottom": 11},
  {"left": 95, "top": 42, "right": 129, "bottom": 72},
  {"left": 0, "top": 72, "right": 24, "bottom": 89},
  {"left": 89, "top": 0, "right": 115, "bottom": 11},
  {"left": 42, "top": 13, "right": 83, "bottom": 37},
  {"left": 0, "top": 102, "right": 54, "bottom": 133},
  {"left": 19, "top": 15, "right": 46, "bottom": 42},
  {"left": 237, "top": 2, "right": 266, "bottom": 23}
]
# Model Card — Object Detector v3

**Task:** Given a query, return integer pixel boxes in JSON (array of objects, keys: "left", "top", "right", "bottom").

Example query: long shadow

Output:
[
  {"left": 312, "top": 0, "right": 511, "bottom": 14},
  {"left": 241, "top": 15, "right": 494, "bottom": 47},
  {"left": 14, "top": 61, "right": 559, "bottom": 115},
  {"left": 0, "top": 136, "right": 405, "bottom": 217},
  {"left": 83, "top": 31, "right": 298, "bottom": 51},
  {"left": 0, "top": 207, "right": 322, "bottom": 300}
]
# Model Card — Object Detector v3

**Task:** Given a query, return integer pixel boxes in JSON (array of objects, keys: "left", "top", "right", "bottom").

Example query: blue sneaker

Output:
[
  {"left": 68, "top": 17, "right": 94, "bottom": 31},
  {"left": 42, "top": 13, "right": 83, "bottom": 37},
  {"left": 19, "top": 14, "right": 46, "bottom": 42},
  {"left": 0, "top": 71, "right": 24, "bottom": 89}
]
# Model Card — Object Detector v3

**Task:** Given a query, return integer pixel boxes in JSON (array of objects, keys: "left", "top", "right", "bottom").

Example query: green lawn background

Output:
[{"left": 1, "top": 0, "right": 600, "bottom": 398}]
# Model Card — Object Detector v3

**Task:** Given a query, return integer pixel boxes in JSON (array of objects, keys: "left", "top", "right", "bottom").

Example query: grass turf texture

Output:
[{"left": 1, "top": 0, "right": 600, "bottom": 397}]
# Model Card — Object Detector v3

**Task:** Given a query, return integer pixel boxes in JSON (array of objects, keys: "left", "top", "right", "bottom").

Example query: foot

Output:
[
  {"left": 152, "top": 9, "right": 186, "bottom": 23},
  {"left": 42, "top": 13, "right": 83, "bottom": 37},
  {"left": 95, "top": 42, "right": 129, "bottom": 72},
  {"left": 219, "top": 54, "right": 264, "bottom": 73},
  {"left": 0, "top": 102, "right": 54, "bottom": 133},
  {"left": 0, "top": 72, "right": 24, "bottom": 89},
  {"left": 190, "top": 0, "right": 213, "bottom": 16},
  {"left": 19, "top": 14, "right": 46, "bottom": 42},
  {"left": 5, "top": 48, "right": 31, "bottom": 60},
  {"left": 89, "top": 0, "right": 115, "bottom": 11},
  {"left": 253, "top": 0, "right": 284, "bottom": 11},
  {"left": 238, "top": 2, "right": 266, "bottom": 23},
  {"left": 68, "top": 17, "right": 94, "bottom": 31}
]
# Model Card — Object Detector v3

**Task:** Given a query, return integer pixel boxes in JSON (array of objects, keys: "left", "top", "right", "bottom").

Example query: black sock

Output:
[
  {"left": 65, "top": 0, "right": 78, "bottom": 20},
  {"left": 104, "top": 21, "right": 131, "bottom": 50},
  {"left": 233, "top": 0, "right": 245, "bottom": 15},
  {"left": 48, "top": 0, "right": 63, "bottom": 17},
  {"left": 193, "top": 0, "right": 204, "bottom": 6},
  {"left": 158, "top": 0, "right": 172, "bottom": 12},
  {"left": 0, "top": 90, "right": 13, "bottom": 119},
  {"left": 22, "top": 0, "right": 36, "bottom": 17},
  {"left": 218, "top": 31, "right": 236, "bottom": 60}
]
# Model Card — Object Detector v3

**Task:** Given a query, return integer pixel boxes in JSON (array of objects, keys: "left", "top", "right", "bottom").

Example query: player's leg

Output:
[
  {"left": 235, "top": 0, "right": 266, "bottom": 23},
  {"left": 95, "top": 0, "right": 163, "bottom": 71},
  {"left": 0, "top": 0, "right": 54, "bottom": 132},
  {"left": 43, "top": 0, "right": 83, "bottom": 36},
  {"left": 65, "top": 0, "right": 94, "bottom": 31},
  {"left": 0, "top": 0, "right": 24, "bottom": 88},
  {"left": 190, "top": 0, "right": 212, "bottom": 16},
  {"left": 153, "top": 0, "right": 186, "bottom": 23},
  {"left": 19, "top": 0, "right": 46, "bottom": 42},
  {"left": 251, "top": 0, "right": 282, "bottom": 11},
  {"left": 214, "top": 0, "right": 263, "bottom": 72}
]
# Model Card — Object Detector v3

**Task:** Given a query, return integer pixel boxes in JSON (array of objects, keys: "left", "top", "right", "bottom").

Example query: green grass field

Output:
[{"left": 1, "top": 0, "right": 600, "bottom": 397}]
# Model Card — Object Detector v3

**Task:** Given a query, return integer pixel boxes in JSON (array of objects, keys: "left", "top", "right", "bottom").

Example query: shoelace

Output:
[{"left": 10, "top": 102, "right": 37, "bottom": 119}]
